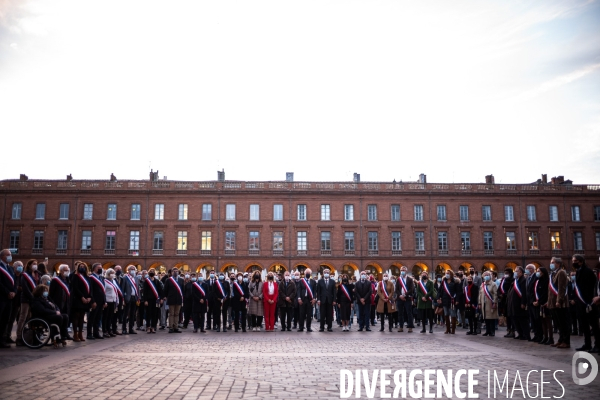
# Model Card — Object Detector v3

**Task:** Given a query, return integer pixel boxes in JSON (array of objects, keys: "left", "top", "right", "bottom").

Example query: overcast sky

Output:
[{"left": 1, "top": 0, "right": 599, "bottom": 184}]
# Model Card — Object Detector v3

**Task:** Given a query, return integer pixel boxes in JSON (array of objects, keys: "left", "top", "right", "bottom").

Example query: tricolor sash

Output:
[
  {"left": 193, "top": 282, "right": 205, "bottom": 297},
  {"left": 23, "top": 273, "right": 36, "bottom": 290},
  {"left": 0, "top": 266, "right": 14, "bottom": 286},
  {"left": 548, "top": 277, "right": 559, "bottom": 296},
  {"left": 379, "top": 281, "right": 389, "bottom": 300},
  {"left": 443, "top": 281, "right": 453, "bottom": 298},
  {"left": 574, "top": 282, "right": 590, "bottom": 307},
  {"left": 398, "top": 277, "right": 408, "bottom": 294},
  {"left": 302, "top": 278, "right": 314, "bottom": 299},
  {"left": 126, "top": 275, "right": 139, "bottom": 298},
  {"left": 89, "top": 275, "right": 105, "bottom": 293},
  {"left": 76, "top": 274, "right": 90, "bottom": 294},
  {"left": 483, "top": 284, "right": 494, "bottom": 304},
  {"left": 513, "top": 279, "right": 523, "bottom": 298},
  {"left": 534, "top": 280, "right": 539, "bottom": 301},
  {"left": 105, "top": 279, "right": 122, "bottom": 301},
  {"left": 464, "top": 286, "right": 471, "bottom": 303},
  {"left": 340, "top": 284, "right": 352, "bottom": 301},
  {"left": 215, "top": 279, "right": 226, "bottom": 298},
  {"left": 169, "top": 277, "right": 183, "bottom": 301},
  {"left": 499, "top": 278, "right": 506, "bottom": 294},
  {"left": 146, "top": 279, "right": 160, "bottom": 299},
  {"left": 52, "top": 277, "right": 70, "bottom": 297},
  {"left": 417, "top": 280, "right": 430, "bottom": 299},
  {"left": 233, "top": 281, "right": 245, "bottom": 297}
]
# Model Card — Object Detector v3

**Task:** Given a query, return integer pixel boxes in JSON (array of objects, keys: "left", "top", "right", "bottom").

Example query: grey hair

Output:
[
  {"left": 13, "top": 260, "right": 23, "bottom": 268},
  {"left": 58, "top": 264, "right": 70, "bottom": 273}
]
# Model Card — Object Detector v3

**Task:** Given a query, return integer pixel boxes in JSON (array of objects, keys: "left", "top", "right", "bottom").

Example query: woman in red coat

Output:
[{"left": 262, "top": 272, "right": 279, "bottom": 332}]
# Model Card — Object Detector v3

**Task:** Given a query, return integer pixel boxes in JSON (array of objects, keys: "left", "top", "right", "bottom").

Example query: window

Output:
[
  {"left": 105, "top": 231, "right": 116, "bottom": 250},
  {"left": 438, "top": 232, "right": 448, "bottom": 250},
  {"left": 129, "top": 231, "right": 140, "bottom": 250},
  {"left": 58, "top": 203, "right": 69, "bottom": 219},
  {"left": 201, "top": 231, "right": 212, "bottom": 251},
  {"left": 596, "top": 232, "right": 600, "bottom": 251},
  {"left": 367, "top": 205, "right": 377, "bottom": 221},
  {"left": 57, "top": 230, "right": 68, "bottom": 250},
  {"left": 526, "top": 205, "right": 536, "bottom": 222},
  {"left": 35, "top": 203, "right": 46, "bottom": 219},
  {"left": 437, "top": 205, "right": 446, "bottom": 221},
  {"left": 549, "top": 206, "right": 559, "bottom": 222},
  {"left": 459, "top": 205, "right": 469, "bottom": 221},
  {"left": 81, "top": 231, "right": 92, "bottom": 250},
  {"left": 345, "top": 232, "right": 355, "bottom": 251},
  {"left": 414, "top": 205, "right": 423, "bottom": 221},
  {"left": 321, "top": 204, "right": 330, "bottom": 221},
  {"left": 391, "top": 205, "right": 400, "bottom": 221},
  {"left": 177, "top": 231, "right": 188, "bottom": 250},
  {"left": 528, "top": 232, "right": 538, "bottom": 250},
  {"left": 550, "top": 231, "right": 561, "bottom": 250},
  {"left": 249, "top": 231, "right": 259, "bottom": 250},
  {"left": 226, "top": 204, "right": 236, "bottom": 221},
  {"left": 153, "top": 232, "right": 164, "bottom": 250},
  {"left": 130, "top": 204, "right": 141, "bottom": 220},
  {"left": 392, "top": 232, "right": 402, "bottom": 251},
  {"left": 225, "top": 231, "right": 236, "bottom": 250},
  {"left": 250, "top": 204, "right": 260, "bottom": 221},
  {"left": 273, "top": 232, "right": 283, "bottom": 250},
  {"left": 504, "top": 205, "right": 514, "bottom": 222},
  {"left": 107, "top": 204, "right": 117, "bottom": 220},
  {"left": 202, "top": 204, "right": 211, "bottom": 220},
  {"left": 482, "top": 205, "right": 491, "bottom": 221},
  {"left": 33, "top": 231, "right": 44, "bottom": 249},
  {"left": 506, "top": 232, "right": 516, "bottom": 250},
  {"left": 344, "top": 204, "right": 354, "bottom": 221},
  {"left": 11, "top": 203, "right": 21, "bottom": 219},
  {"left": 368, "top": 232, "right": 378, "bottom": 250},
  {"left": 415, "top": 232, "right": 425, "bottom": 251},
  {"left": 154, "top": 204, "right": 164, "bottom": 220},
  {"left": 9, "top": 231, "right": 20, "bottom": 250},
  {"left": 573, "top": 232, "right": 583, "bottom": 251},
  {"left": 179, "top": 204, "right": 189, "bottom": 220},
  {"left": 571, "top": 206, "right": 580, "bottom": 222},
  {"left": 297, "top": 204, "right": 306, "bottom": 221},
  {"left": 83, "top": 203, "right": 93, "bottom": 220},
  {"left": 461, "top": 232, "right": 471, "bottom": 250},
  {"left": 483, "top": 232, "right": 494, "bottom": 250},
  {"left": 595, "top": 206, "right": 600, "bottom": 222},
  {"left": 297, "top": 231, "right": 307, "bottom": 251},
  {"left": 321, "top": 231, "right": 331, "bottom": 250},
  {"left": 273, "top": 204, "right": 283, "bottom": 221}
]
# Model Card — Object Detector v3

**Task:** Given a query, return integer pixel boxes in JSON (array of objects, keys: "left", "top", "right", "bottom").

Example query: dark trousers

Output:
[
  {"left": 211, "top": 300, "right": 222, "bottom": 327},
  {"left": 370, "top": 304, "right": 376, "bottom": 324},
  {"left": 279, "top": 306, "right": 293, "bottom": 329},
  {"left": 146, "top": 302, "right": 159, "bottom": 329},
  {"left": 397, "top": 299, "right": 414, "bottom": 328},
  {"left": 577, "top": 305, "right": 600, "bottom": 348},
  {"left": 136, "top": 302, "right": 145, "bottom": 328},
  {"left": 485, "top": 319, "right": 496, "bottom": 335},
  {"left": 0, "top": 301, "right": 12, "bottom": 343},
  {"left": 250, "top": 315, "right": 263, "bottom": 328},
  {"left": 5, "top": 299, "right": 20, "bottom": 339},
  {"left": 234, "top": 307, "right": 247, "bottom": 331},
  {"left": 47, "top": 314, "right": 69, "bottom": 339},
  {"left": 293, "top": 305, "right": 299, "bottom": 327},
  {"left": 183, "top": 301, "right": 192, "bottom": 327},
  {"left": 528, "top": 304, "right": 536, "bottom": 333},
  {"left": 465, "top": 308, "right": 476, "bottom": 333},
  {"left": 357, "top": 302, "right": 370, "bottom": 329},
  {"left": 319, "top": 301, "right": 333, "bottom": 330},
  {"left": 553, "top": 308, "right": 570, "bottom": 344},
  {"left": 122, "top": 301, "right": 137, "bottom": 332},
  {"left": 533, "top": 306, "right": 543, "bottom": 338},
  {"left": 299, "top": 301, "right": 314, "bottom": 329},
  {"left": 506, "top": 316, "right": 514, "bottom": 332},
  {"left": 102, "top": 302, "right": 117, "bottom": 334},
  {"left": 419, "top": 308, "right": 434, "bottom": 329},
  {"left": 221, "top": 301, "right": 229, "bottom": 329},
  {"left": 569, "top": 305, "right": 579, "bottom": 332},
  {"left": 192, "top": 310, "right": 205, "bottom": 330},
  {"left": 515, "top": 315, "right": 530, "bottom": 339},
  {"left": 87, "top": 303, "right": 103, "bottom": 336}
]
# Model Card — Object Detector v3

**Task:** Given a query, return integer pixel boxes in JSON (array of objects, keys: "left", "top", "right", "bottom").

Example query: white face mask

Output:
[
  {"left": 383, "top": 276, "right": 389, "bottom": 281},
  {"left": 129, "top": 270, "right": 136, "bottom": 277},
  {"left": 63, "top": 271, "right": 69, "bottom": 277},
  {"left": 108, "top": 274, "right": 114, "bottom": 279},
  {"left": 31, "top": 265, "right": 38, "bottom": 271},
  {"left": 284, "top": 275, "right": 290, "bottom": 281},
  {"left": 185, "top": 274, "right": 190, "bottom": 279},
  {"left": 237, "top": 276, "right": 243, "bottom": 282}
]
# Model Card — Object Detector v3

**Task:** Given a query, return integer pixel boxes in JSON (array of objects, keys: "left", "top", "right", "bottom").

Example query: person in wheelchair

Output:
[{"left": 31, "top": 284, "right": 70, "bottom": 347}]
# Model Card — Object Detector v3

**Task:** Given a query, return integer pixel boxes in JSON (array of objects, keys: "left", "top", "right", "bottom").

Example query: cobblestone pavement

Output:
[{"left": 0, "top": 324, "right": 598, "bottom": 399}]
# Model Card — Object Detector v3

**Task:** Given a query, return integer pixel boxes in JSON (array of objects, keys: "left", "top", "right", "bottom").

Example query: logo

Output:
[{"left": 572, "top": 352, "right": 598, "bottom": 385}]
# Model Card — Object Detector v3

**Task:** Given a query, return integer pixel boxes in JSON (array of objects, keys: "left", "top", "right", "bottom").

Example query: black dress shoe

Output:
[
  {"left": 168, "top": 329, "right": 175, "bottom": 333},
  {"left": 93, "top": 335, "right": 104, "bottom": 339},
  {"left": 327, "top": 328, "right": 333, "bottom": 332},
  {"left": 358, "top": 328, "right": 363, "bottom": 332},
  {"left": 216, "top": 327, "right": 221, "bottom": 332},
  {"left": 298, "top": 328, "right": 304, "bottom": 332},
  {"left": 129, "top": 330, "right": 137, "bottom": 334},
  {"left": 590, "top": 347, "right": 599, "bottom": 353},
  {"left": 466, "top": 332, "right": 473, "bottom": 335},
  {"left": 193, "top": 329, "right": 198, "bottom": 333},
  {"left": 576, "top": 346, "right": 592, "bottom": 351},
  {"left": 482, "top": 333, "right": 489, "bottom": 337},
  {"left": 545, "top": 339, "right": 554, "bottom": 345},
  {"left": 504, "top": 331, "right": 514, "bottom": 338},
  {"left": 307, "top": 329, "right": 313, "bottom": 332},
  {"left": 0, "top": 342, "right": 11, "bottom": 348},
  {"left": 318, "top": 329, "right": 324, "bottom": 332},
  {"left": 200, "top": 329, "right": 206, "bottom": 333},
  {"left": 159, "top": 326, "right": 165, "bottom": 330},
  {"left": 242, "top": 329, "right": 247, "bottom": 332},
  {"left": 122, "top": 331, "right": 129, "bottom": 335},
  {"left": 5, "top": 338, "right": 15, "bottom": 344},
  {"left": 175, "top": 329, "right": 182, "bottom": 333},
  {"left": 281, "top": 328, "right": 286, "bottom": 331},
  {"left": 86, "top": 335, "right": 95, "bottom": 340}
]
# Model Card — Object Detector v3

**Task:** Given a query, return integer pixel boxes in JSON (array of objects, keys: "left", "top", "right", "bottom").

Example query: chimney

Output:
[
  {"left": 485, "top": 174, "right": 495, "bottom": 184},
  {"left": 353, "top": 173, "right": 360, "bottom": 183},
  {"left": 541, "top": 174, "right": 547, "bottom": 184},
  {"left": 110, "top": 173, "right": 117, "bottom": 182},
  {"left": 149, "top": 169, "right": 159, "bottom": 182},
  {"left": 551, "top": 177, "right": 556, "bottom": 185},
  {"left": 557, "top": 176, "right": 564, "bottom": 184},
  {"left": 419, "top": 173, "right": 427, "bottom": 184},
  {"left": 217, "top": 169, "right": 225, "bottom": 182},
  {"left": 66, "top": 174, "right": 73, "bottom": 181},
  {"left": 19, "top": 174, "right": 28, "bottom": 181}
]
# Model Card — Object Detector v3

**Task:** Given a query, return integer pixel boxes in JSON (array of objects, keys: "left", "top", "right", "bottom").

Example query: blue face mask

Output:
[
  {"left": 484, "top": 276, "right": 491, "bottom": 282},
  {"left": 43, "top": 291, "right": 49, "bottom": 298},
  {"left": 6, "top": 256, "right": 12, "bottom": 263},
  {"left": 571, "top": 275, "right": 576, "bottom": 282},
  {"left": 549, "top": 264, "right": 555, "bottom": 271},
  {"left": 198, "top": 277, "right": 204, "bottom": 282},
  {"left": 400, "top": 271, "right": 406, "bottom": 276},
  {"left": 524, "top": 270, "right": 530, "bottom": 276},
  {"left": 243, "top": 278, "right": 249, "bottom": 283},
  {"left": 16, "top": 266, "right": 23, "bottom": 273},
  {"left": 437, "top": 278, "right": 442, "bottom": 282},
  {"left": 535, "top": 272, "right": 541, "bottom": 278},
  {"left": 218, "top": 275, "right": 224, "bottom": 280}
]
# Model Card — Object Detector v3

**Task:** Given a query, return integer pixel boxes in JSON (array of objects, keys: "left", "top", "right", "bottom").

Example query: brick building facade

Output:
[{"left": 2, "top": 173, "right": 600, "bottom": 278}]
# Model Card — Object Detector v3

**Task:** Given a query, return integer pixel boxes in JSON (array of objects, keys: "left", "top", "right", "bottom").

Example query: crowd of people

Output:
[{"left": 1, "top": 248, "right": 599, "bottom": 354}]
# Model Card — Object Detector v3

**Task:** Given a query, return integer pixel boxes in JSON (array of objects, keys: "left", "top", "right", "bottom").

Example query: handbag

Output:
[{"left": 434, "top": 306, "right": 444, "bottom": 316}]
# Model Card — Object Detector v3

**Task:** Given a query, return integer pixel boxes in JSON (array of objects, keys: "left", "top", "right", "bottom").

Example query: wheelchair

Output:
[{"left": 21, "top": 318, "right": 63, "bottom": 349}]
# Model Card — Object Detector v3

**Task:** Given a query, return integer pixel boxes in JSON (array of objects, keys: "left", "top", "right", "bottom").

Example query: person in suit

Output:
[
  {"left": 354, "top": 271, "right": 372, "bottom": 332},
  {"left": 213, "top": 272, "right": 230, "bottom": 332},
  {"left": 113, "top": 265, "right": 124, "bottom": 327},
  {"left": 182, "top": 273, "right": 195, "bottom": 329},
  {"left": 70, "top": 262, "right": 91, "bottom": 342},
  {"left": 464, "top": 274, "right": 479, "bottom": 335},
  {"left": 14, "top": 259, "right": 38, "bottom": 346},
  {"left": 316, "top": 268, "right": 336, "bottom": 332},
  {"left": 277, "top": 271, "right": 296, "bottom": 332},
  {"left": 416, "top": 271, "right": 434, "bottom": 333},
  {"left": 87, "top": 263, "right": 107, "bottom": 339},
  {"left": 120, "top": 265, "right": 139, "bottom": 335},
  {"left": 143, "top": 268, "right": 163, "bottom": 334},
  {"left": 547, "top": 258, "right": 570, "bottom": 348},
  {"left": 437, "top": 269, "right": 458, "bottom": 334},
  {"left": 163, "top": 267, "right": 184, "bottom": 333},
  {"left": 297, "top": 268, "right": 317, "bottom": 332},
  {"left": 0, "top": 249, "right": 16, "bottom": 348},
  {"left": 232, "top": 272, "right": 249, "bottom": 332},
  {"left": 568, "top": 271, "right": 578, "bottom": 337},
  {"left": 31, "top": 284, "right": 69, "bottom": 347},
  {"left": 498, "top": 268, "right": 515, "bottom": 338},
  {"left": 49, "top": 264, "right": 72, "bottom": 339},
  {"left": 511, "top": 266, "right": 529, "bottom": 340},
  {"left": 292, "top": 271, "right": 301, "bottom": 329},
  {"left": 572, "top": 255, "right": 600, "bottom": 353},
  {"left": 479, "top": 271, "right": 498, "bottom": 336},
  {"left": 376, "top": 272, "right": 395, "bottom": 332},
  {"left": 262, "top": 271, "right": 278, "bottom": 332},
  {"left": 533, "top": 267, "right": 552, "bottom": 344},
  {"left": 206, "top": 270, "right": 220, "bottom": 331},
  {"left": 525, "top": 264, "right": 540, "bottom": 341},
  {"left": 135, "top": 270, "right": 149, "bottom": 331},
  {"left": 248, "top": 271, "right": 264, "bottom": 331},
  {"left": 102, "top": 268, "right": 121, "bottom": 337},
  {"left": 335, "top": 274, "right": 354, "bottom": 332},
  {"left": 191, "top": 273, "right": 207, "bottom": 333}
]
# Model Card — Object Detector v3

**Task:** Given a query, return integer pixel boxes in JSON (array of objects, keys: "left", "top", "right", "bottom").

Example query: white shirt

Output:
[{"left": 268, "top": 281, "right": 274, "bottom": 295}]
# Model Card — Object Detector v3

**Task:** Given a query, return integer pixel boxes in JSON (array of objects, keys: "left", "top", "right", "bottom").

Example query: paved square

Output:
[{"left": 0, "top": 324, "right": 598, "bottom": 399}]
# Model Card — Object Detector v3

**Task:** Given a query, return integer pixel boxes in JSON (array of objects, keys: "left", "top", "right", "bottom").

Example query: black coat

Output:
[
  {"left": 534, "top": 276, "right": 549, "bottom": 305},
  {"left": 575, "top": 265, "right": 598, "bottom": 306},
  {"left": 317, "top": 278, "right": 336, "bottom": 304},
  {"left": 463, "top": 283, "right": 479, "bottom": 308},
  {"left": 120, "top": 275, "right": 140, "bottom": 303},
  {"left": 31, "top": 296, "right": 59, "bottom": 320},
  {"left": 206, "top": 278, "right": 221, "bottom": 302},
  {"left": 70, "top": 273, "right": 91, "bottom": 311},
  {"left": 184, "top": 281, "right": 194, "bottom": 302},
  {"left": 232, "top": 281, "right": 249, "bottom": 310},
  {"left": 437, "top": 278, "right": 458, "bottom": 307},
  {"left": 354, "top": 280, "right": 372, "bottom": 302},
  {"left": 336, "top": 283, "right": 354, "bottom": 304},
  {"left": 511, "top": 275, "right": 528, "bottom": 317},
  {"left": 163, "top": 277, "right": 184, "bottom": 306},
  {"left": 192, "top": 281, "right": 208, "bottom": 313},
  {"left": 20, "top": 273, "right": 38, "bottom": 304},
  {"left": 277, "top": 279, "right": 296, "bottom": 308},
  {"left": 525, "top": 274, "right": 538, "bottom": 305},
  {"left": 297, "top": 278, "right": 317, "bottom": 302},
  {"left": 88, "top": 274, "right": 106, "bottom": 306},
  {"left": 143, "top": 277, "right": 164, "bottom": 303},
  {"left": 0, "top": 263, "right": 16, "bottom": 303},
  {"left": 49, "top": 277, "right": 70, "bottom": 315}
]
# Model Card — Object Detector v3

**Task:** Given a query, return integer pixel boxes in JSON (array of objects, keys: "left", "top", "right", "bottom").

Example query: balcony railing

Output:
[
  {"left": 224, "top": 249, "right": 236, "bottom": 256},
  {"left": 484, "top": 249, "right": 495, "bottom": 256},
  {"left": 415, "top": 250, "right": 425, "bottom": 256},
  {"left": 438, "top": 250, "right": 448, "bottom": 256},
  {"left": 80, "top": 249, "right": 91, "bottom": 255},
  {"left": 56, "top": 249, "right": 67, "bottom": 255},
  {"left": 176, "top": 249, "right": 187, "bottom": 255},
  {"left": 573, "top": 249, "right": 585, "bottom": 256},
  {"left": 31, "top": 249, "right": 43, "bottom": 255},
  {"left": 461, "top": 250, "right": 472, "bottom": 256},
  {"left": 345, "top": 250, "right": 355, "bottom": 256},
  {"left": 551, "top": 249, "right": 562, "bottom": 255},
  {"left": 200, "top": 250, "right": 212, "bottom": 256},
  {"left": 506, "top": 249, "right": 517, "bottom": 256},
  {"left": 104, "top": 249, "right": 115, "bottom": 255},
  {"left": 272, "top": 250, "right": 283, "bottom": 256},
  {"left": 152, "top": 249, "right": 163, "bottom": 256},
  {"left": 248, "top": 249, "right": 259, "bottom": 256},
  {"left": 297, "top": 250, "right": 307, "bottom": 256},
  {"left": 368, "top": 250, "right": 379, "bottom": 256},
  {"left": 321, "top": 250, "right": 332, "bottom": 256},
  {"left": 529, "top": 249, "right": 540, "bottom": 255},
  {"left": 392, "top": 250, "right": 402, "bottom": 256},
  {"left": 128, "top": 250, "right": 140, "bottom": 256}
]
